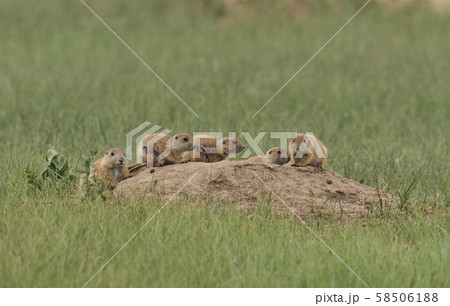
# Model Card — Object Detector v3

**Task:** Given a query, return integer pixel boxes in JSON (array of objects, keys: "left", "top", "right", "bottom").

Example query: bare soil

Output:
[{"left": 116, "top": 161, "right": 396, "bottom": 219}]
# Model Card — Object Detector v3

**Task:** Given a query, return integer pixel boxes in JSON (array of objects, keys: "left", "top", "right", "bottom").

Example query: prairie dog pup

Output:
[
  {"left": 247, "top": 147, "right": 289, "bottom": 165},
  {"left": 156, "top": 133, "right": 193, "bottom": 166},
  {"left": 182, "top": 136, "right": 245, "bottom": 163},
  {"left": 84, "top": 148, "right": 129, "bottom": 189},
  {"left": 289, "top": 133, "right": 327, "bottom": 167},
  {"left": 138, "top": 133, "right": 170, "bottom": 165}
]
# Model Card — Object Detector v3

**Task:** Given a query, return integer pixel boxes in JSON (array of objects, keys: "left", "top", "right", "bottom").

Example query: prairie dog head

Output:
[
  {"left": 216, "top": 137, "right": 245, "bottom": 156},
  {"left": 289, "top": 133, "right": 327, "bottom": 165},
  {"left": 266, "top": 147, "right": 289, "bottom": 165},
  {"left": 168, "top": 133, "right": 193, "bottom": 152},
  {"left": 289, "top": 133, "right": 314, "bottom": 164},
  {"left": 296, "top": 134, "right": 314, "bottom": 159},
  {"left": 102, "top": 148, "right": 127, "bottom": 167}
]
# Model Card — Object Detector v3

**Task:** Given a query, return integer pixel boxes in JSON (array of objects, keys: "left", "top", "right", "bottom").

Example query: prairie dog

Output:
[
  {"left": 211, "top": 137, "right": 245, "bottom": 162},
  {"left": 138, "top": 133, "right": 193, "bottom": 166},
  {"left": 81, "top": 148, "right": 129, "bottom": 189},
  {"left": 247, "top": 147, "right": 289, "bottom": 165},
  {"left": 289, "top": 133, "right": 327, "bottom": 167},
  {"left": 182, "top": 136, "right": 245, "bottom": 163},
  {"left": 181, "top": 134, "right": 214, "bottom": 162},
  {"left": 138, "top": 133, "right": 170, "bottom": 165},
  {"left": 156, "top": 133, "right": 193, "bottom": 166}
]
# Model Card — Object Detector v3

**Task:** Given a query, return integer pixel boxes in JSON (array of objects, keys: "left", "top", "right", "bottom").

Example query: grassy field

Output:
[{"left": 0, "top": 0, "right": 449, "bottom": 287}]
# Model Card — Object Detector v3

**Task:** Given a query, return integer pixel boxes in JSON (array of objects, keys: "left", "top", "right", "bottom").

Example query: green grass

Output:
[{"left": 0, "top": 0, "right": 448, "bottom": 287}]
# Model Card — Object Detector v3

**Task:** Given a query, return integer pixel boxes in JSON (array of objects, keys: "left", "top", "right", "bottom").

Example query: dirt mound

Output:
[{"left": 116, "top": 161, "right": 395, "bottom": 219}]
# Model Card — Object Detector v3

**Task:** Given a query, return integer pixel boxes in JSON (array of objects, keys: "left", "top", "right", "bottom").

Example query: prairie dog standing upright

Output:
[
  {"left": 289, "top": 133, "right": 327, "bottom": 167},
  {"left": 247, "top": 147, "right": 289, "bottom": 165}
]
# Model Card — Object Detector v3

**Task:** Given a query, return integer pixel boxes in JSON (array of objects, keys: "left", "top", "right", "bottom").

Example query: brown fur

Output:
[
  {"left": 156, "top": 133, "right": 193, "bottom": 166},
  {"left": 79, "top": 148, "right": 129, "bottom": 190},
  {"left": 181, "top": 135, "right": 216, "bottom": 163},
  {"left": 183, "top": 136, "right": 245, "bottom": 163},
  {"left": 138, "top": 133, "right": 171, "bottom": 165},
  {"left": 289, "top": 133, "right": 327, "bottom": 167},
  {"left": 247, "top": 147, "right": 289, "bottom": 165},
  {"left": 210, "top": 137, "right": 245, "bottom": 162}
]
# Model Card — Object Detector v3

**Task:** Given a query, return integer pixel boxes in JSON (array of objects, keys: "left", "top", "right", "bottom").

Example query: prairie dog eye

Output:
[
  {"left": 183, "top": 137, "right": 188, "bottom": 142},
  {"left": 277, "top": 150, "right": 281, "bottom": 154},
  {"left": 110, "top": 152, "right": 115, "bottom": 156}
]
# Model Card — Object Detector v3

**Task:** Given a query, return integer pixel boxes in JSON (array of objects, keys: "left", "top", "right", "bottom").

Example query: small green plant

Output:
[
  {"left": 25, "top": 147, "right": 108, "bottom": 199},
  {"left": 26, "top": 146, "right": 70, "bottom": 190},
  {"left": 42, "top": 146, "right": 69, "bottom": 186}
]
